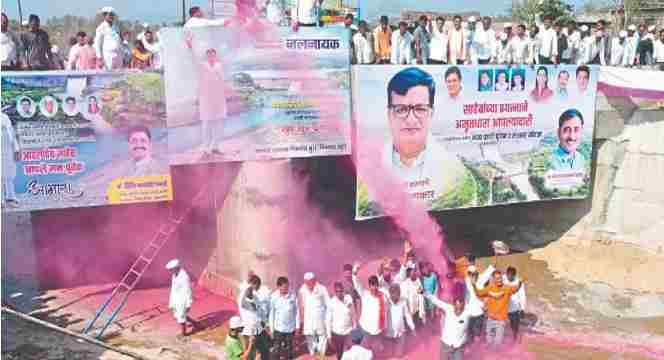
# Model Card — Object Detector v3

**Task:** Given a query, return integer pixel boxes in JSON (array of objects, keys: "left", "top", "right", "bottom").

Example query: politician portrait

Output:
[
  {"left": 381, "top": 67, "right": 477, "bottom": 208},
  {"left": 119, "top": 125, "right": 168, "bottom": 177},
  {"left": 548, "top": 109, "right": 587, "bottom": 171},
  {"left": 16, "top": 96, "right": 36, "bottom": 118}
]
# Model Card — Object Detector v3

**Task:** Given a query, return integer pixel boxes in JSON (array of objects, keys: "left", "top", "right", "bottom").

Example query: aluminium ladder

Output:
[{"left": 82, "top": 185, "right": 211, "bottom": 338}]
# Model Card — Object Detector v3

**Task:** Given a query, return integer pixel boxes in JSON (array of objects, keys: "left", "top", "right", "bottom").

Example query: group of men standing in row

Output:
[
  {"left": 216, "top": 242, "right": 527, "bottom": 359},
  {"left": 1, "top": 7, "right": 162, "bottom": 71},
  {"left": 346, "top": 13, "right": 664, "bottom": 70}
]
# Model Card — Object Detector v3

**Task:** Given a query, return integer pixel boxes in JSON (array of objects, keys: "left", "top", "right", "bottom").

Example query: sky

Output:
[{"left": 2, "top": 0, "right": 588, "bottom": 23}]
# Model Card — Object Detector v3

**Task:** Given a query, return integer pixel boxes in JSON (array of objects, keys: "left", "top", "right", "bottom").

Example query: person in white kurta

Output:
[
  {"left": 1, "top": 113, "right": 20, "bottom": 207},
  {"left": 391, "top": 23, "right": 413, "bottom": 65},
  {"left": 299, "top": 273, "right": 330, "bottom": 356},
  {"left": 353, "top": 21, "right": 374, "bottom": 64},
  {"left": 610, "top": 31, "right": 627, "bottom": 66},
  {"left": 94, "top": 7, "right": 123, "bottom": 70},
  {"left": 399, "top": 268, "right": 426, "bottom": 325},
  {"left": 167, "top": 259, "right": 194, "bottom": 336},
  {"left": 186, "top": 32, "right": 227, "bottom": 155},
  {"left": 504, "top": 267, "right": 527, "bottom": 343},
  {"left": 623, "top": 27, "right": 639, "bottom": 66},
  {"left": 327, "top": 282, "right": 357, "bottom": 360}
]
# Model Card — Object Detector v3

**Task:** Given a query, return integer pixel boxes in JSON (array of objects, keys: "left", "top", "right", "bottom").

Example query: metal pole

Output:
[
  {"left": 17, "top": 0, "right": 23, "bottom": 27},
  {"left": 182, "top": 0, "right": 186, "bottom": 25}
]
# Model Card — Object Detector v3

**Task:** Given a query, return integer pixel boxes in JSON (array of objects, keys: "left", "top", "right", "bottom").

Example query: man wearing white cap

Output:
[
  {"left": 94, "top": 6, "right": 123, "bottom": 70},
  {"left": 623, "top": 24, "right": 639, "bottom": 66},
  {"left": 225, "top": 315, "right": 255, "bottom": 360},
  {"left": 299, "top": 272, "right": 330, "bottom": 356},
  {"left": 610, "top": 30, "right": 627, "bottom": 66},
  {"left": 466, "top": 16, "right": 478, "bottom": 64},
  {"left": 167, "top": 259, "right": 195, "bottom": 336}
]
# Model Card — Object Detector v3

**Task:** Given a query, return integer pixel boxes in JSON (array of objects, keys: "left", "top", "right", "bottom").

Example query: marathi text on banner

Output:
[
  {"left": 354, "top": 65, "right": 599, "bottom": 220},
  {"left": 161, "top": 26, "right": 352, "bottom": 164},
  {"left": 1, "top": 71, "right": 172, "bottom": 212}
]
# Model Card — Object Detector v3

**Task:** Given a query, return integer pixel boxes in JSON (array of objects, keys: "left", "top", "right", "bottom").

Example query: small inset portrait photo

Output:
[
  {"left": 62, "top": 96, "right": 80, "bottom": 117},
  {"left": 478, "top": 69, "right": 494, "bottom": 92},
  {"left": 494, "top": 68, "right": 510, "bottom": 92},
  {"left": 86, "top": 95, "right": 103, "bottom": 115},
  {"left": 39, "top": 95, "right": 59, "bottom": 118},
  {"left": 16, "top": 96, "right": 37, "bottom": 118},
  {"left": 510, "top": 68, "right": 526, "bottom": 91}
]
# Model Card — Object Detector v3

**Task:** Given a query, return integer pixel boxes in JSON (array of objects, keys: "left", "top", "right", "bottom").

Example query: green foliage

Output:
[
  {"left": 463, "top": 161, "right": 490, "bottom": 206},
  {"left": 430, "top": 167, "right": 479, "bottom": 210},
  {"left": 511, "top": 0, "right": 575, "bottom": 27}
]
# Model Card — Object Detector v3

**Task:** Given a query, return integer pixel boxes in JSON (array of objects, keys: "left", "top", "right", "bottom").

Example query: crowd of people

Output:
[
  {"left": 345, "top": 14, "right": 664, "bottom": 69},
  {"left": 1, "top": 7, "right": 162, "bottom": 71},
  {"left": 3, "top": 4, "right": 664, "bottom": 72},
  {"left": 169, "top": 241, "right": 528, "bottom": 360}
]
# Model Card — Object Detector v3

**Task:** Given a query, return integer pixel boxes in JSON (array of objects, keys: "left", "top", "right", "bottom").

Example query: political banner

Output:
[
  {"left": 354, "top": 65, "right": 598, "bottom": 220},
  {"left": 1, "top": 71, "right": 172, "bottom": 212},
  {"left": 161, "top": 25, "right": 351, "bottom": 164}
]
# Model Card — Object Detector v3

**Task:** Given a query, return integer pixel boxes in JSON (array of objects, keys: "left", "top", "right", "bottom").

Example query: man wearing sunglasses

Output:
[{"left": 382, "top": 67, "right": 475, "bottom": 208}]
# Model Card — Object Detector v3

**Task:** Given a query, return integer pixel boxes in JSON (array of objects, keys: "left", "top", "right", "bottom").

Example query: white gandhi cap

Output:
[
  {"left": 468, "top": 16, "right": 477, "bottom": 23},
  {"left": 619, "top": 30, "right": 627, "bottom": 38},
  {"left": 580, "top": 25, "right": 589, "bottom": 32},
  {"left": 628, "top": 24, "right": 637, "bottom": 31},
  {"left": 100, "top": 6, "right": 116, "bottom": 14},
  {"left": 229, "top": 316, "right": 243, "bottom": 329},
  {"left": 165, "top": 259, "right": 180, "bottom": 270},
  {"left": 303, "top": 272, "right": 315, "bottom": 280}
]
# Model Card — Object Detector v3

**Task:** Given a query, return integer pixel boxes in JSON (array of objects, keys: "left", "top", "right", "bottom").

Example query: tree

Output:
[{"left": 510, "top": 0, "right": 574, "bottom": 26}]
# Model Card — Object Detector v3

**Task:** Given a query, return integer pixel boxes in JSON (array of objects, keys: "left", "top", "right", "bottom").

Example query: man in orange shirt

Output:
[
  {"left": 473, "top": 270, "right": 524, "bottom": 348},
  {"left": 373, "top": 16, "right": 392, "bottom": 64}
]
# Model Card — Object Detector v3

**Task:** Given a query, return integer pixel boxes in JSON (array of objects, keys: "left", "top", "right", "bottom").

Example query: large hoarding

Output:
[
  {"left": 354, "top": 65, "right": 599, "bottom": 220},
  {"left": 161, "top": 26, "right": 352, "bottom": 164},
  {"left": 1, "top": 71, "right": 172, "bottom": 212}
]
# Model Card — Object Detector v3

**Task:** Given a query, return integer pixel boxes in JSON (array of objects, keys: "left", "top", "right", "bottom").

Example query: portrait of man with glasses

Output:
[{"left": 381, "top": 67, "right": 477, "bottom": 208}]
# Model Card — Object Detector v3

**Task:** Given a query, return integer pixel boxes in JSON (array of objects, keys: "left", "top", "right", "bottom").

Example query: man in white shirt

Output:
[
  {"left": 377, "top": 258, "right": 407, "bottom": 291},
  {"left": 239, "top": 275, "right": 271, "bottom": 360},
  {"left": 495, "top": 32, "right": 511, "bottom": 64},
  {"left": 610, "top": 31, "right": 627, "bottom": 66},
  {"left": 504, "top": 266, "right": 526, "bottom": 343},
  {"left": 237, "top": 270, "right": 256, "bottom": 308},
  {"left": 449, "top": 16, "right": 467, "bottom": 65},
  {"left": 508, "top": 24, "right": 530, "bottom": 64},
  {"left": 384, "top": 284, "right": 415, "bottom": 358},
  {"left": 466, "top": 16, "right": 478, "bottom": 64},
  {"left": 464, "top": 264, "right": 495, "bottom": 346},
  {"left": 400, "top": 268, "right": 425, "bottom": 326},
  {"left": 94, "top": 6, "right": 123, "bottom": 70},
  {"left": 352, "top": 263, "right": 388, "bottom": 352},
  {"left": 269, "top": 276, "right": 299, "bottom": 360},
  {"left": 299, "top": 272, "right": 329, "bottom": 357},
  {"left": 623, "top": 25, "right": 639, "bottom": 66},
  {"left": 1, "top": 13, "right": 20, "bottom": 69},
  {"left": 566, "top": 21, "right": 582, "bottom": 65},
  {"left": 342, "top": 328, "right": 374, "bottom": 360},
  {"left": 654, "top": 29, "right": 664, "bottom": 70},
  {"left": 474, "top": 16, "right": 496, "bottom": 64},
  {"left": 426, "top": 292, "right": 472, "bottom": 360},
  {"left": 353, "top": 20, "right": 374, "bottom": 64},
  {"left": 429, "top": 17, "right": 449, "bottom": 64},
  {"left": 166, "top": 259, "right": 195, "bottom": 337},
  {"left": 327, "top": 282, "right": 357, "bottom": 360},
  {"left": 292, "top": 0, "right": 322, "bottom": 29},
  {"left": 391, "top": 21, "right": 413, "bottom": 65},
  {"left": 537, "top": 15, "right": 557, "bottom": 64},
  {"left": 184, "top": 6, "right": 226, "bottom": 28}
]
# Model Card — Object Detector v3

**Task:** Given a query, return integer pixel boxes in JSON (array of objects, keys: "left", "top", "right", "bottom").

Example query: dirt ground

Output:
[{"left": 2, "top": 241, "right": 664, "bottom": 359}]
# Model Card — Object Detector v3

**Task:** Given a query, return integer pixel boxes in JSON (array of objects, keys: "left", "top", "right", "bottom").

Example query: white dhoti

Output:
[
  {"left": 103, "top": 51, "right": 122, "bottom": 70},
  {"left": 172, "top": 305, "right": 190, "bottom": 324},
  {"left": 305, "top": 332, "right": 328, "bottom": 355}
]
